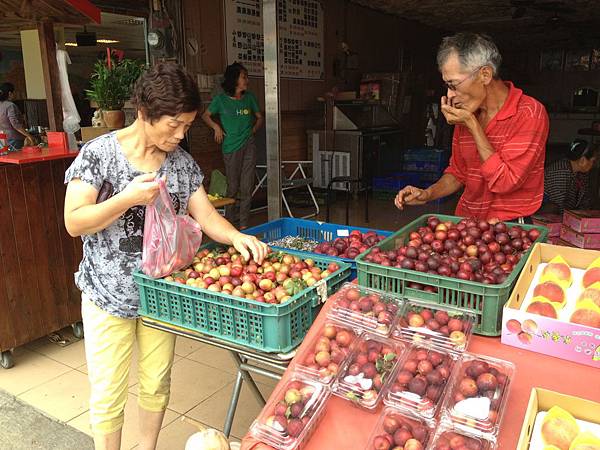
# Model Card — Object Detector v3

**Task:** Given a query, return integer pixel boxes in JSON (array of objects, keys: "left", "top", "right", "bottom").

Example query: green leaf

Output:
[
  {"left": 85, "top": 54, "right": 145, "bottom": 110},
  {"left": 285, "top": 406, "right": 292, "bottom": 419},
  {"left": 384, "top": 353, "right": 396, "bottom": 362},
  {"left": 345, "top": 392, "right": 360, "bottom": 403}
]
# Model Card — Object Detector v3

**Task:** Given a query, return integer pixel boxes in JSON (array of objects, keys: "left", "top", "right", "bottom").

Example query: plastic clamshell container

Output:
[
  {"left": 332, "top": 333, "right": 406, "bottom": 411},
  {"left": 364, "top": 407, "right": 436, "bottom": 450},
  {"left": 384, "top": 343, "right": 460, "bottom": 420},
  {"left": 429, "top": 424, "right": 496, "bottom": 450},
  {"left": 441, "top": 353, "right": 515, "bottom": 440},
  {"left": 392, "top": 301, "right": 476, "bottom": 352},
  {"left": 249, "top": 375, "right": 329, "bottom": 450},
  {"left": 326, "top": 283, "right": 402, "bottom": 337},
  {"left": 294, "top": 319, "right": 359, "bottom": 385}
]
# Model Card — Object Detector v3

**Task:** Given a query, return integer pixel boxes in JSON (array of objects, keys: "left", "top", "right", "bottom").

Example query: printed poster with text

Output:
[{"left": 224, "top": 0, "right": 324, "bottom": 79}]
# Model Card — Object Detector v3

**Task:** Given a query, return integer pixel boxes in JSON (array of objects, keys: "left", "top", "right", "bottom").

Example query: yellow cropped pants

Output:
[{"left": 81, "top": 295, "right": 176, "bottom": 435}]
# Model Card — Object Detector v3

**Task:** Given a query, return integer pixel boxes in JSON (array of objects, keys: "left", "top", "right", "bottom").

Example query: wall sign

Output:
[{"left": 224, "top": 0, "right": 324, "bottom": 79}]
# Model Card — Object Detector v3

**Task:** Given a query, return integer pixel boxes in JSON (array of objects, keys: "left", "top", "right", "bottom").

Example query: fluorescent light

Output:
[{"left": 65, "top": 39, "right": 119, "bottom": 46}]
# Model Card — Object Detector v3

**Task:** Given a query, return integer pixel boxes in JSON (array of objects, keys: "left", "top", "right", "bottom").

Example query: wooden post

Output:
[{"left": 37, "top": 20, "right": 63, "bottom": 131}]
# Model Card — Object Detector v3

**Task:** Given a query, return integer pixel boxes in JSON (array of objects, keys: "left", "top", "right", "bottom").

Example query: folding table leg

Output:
[
  {"left": 224, "top": 370, "right": 244, "bottom": 438},
  {"left": 235, "top": 355, "right": 267, "bottom": 405},
  {"left": 222, "top": 352, "right": 270, "bottom": 437}
]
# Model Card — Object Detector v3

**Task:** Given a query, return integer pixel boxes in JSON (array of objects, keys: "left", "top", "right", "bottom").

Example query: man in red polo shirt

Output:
[{"left": 395, "top": 33, "right": 549, "bottom": 221}]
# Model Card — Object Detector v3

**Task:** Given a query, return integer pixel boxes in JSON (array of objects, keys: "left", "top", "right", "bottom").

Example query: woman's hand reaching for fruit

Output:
[
  {"left": 231, "top": 232, "right": 269, "bottom": 264},
  {"left": 395, "top": 185, "right": 430, "bottom": 210}
]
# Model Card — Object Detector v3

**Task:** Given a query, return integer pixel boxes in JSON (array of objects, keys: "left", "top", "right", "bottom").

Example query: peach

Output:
[
  {"left": 583, "top": 267, "right": 600, "bottom": 289},
  {"left": 541, "top": 415, "right": 579, "bottom": 450},
  {"left": 404, "top": 439, "right": 424, "bottom": 450},
  {"left": 409, "top": 314, "right": 425, "bottom": 327},
  {"left": 448, "top": 318, "right": 464, "bottom": 332},
  {"left": 458, "top": 377, "right": 478, "bottom": 397},
  {"left": 506, "top": 319, "right": 522, "bottom": 334},
  {"left": 570, "top": 309, "right": 600, "bottom": 329},
  {"left": 382, "top": 416, "right": 400, "bottom": 434},
  {"left": 533, "top": 282, "right": 565, "bottom": 304},
  {"left": 542, "top": 262, "right": 572, "bottom": 285},
  {"left": 450, "top": 331, "right": 467, "bottom": 347},
  {"left": 323, "top": 324, "right": 337, "bottom": 339},
  {"left": 476, "top": 373, "right": 498, "bottom": 392},
  {"left": 373, "top": 435, "right": 392, "bottom": 450},
  {"left": 526, "top": 301, "right": 558, "bottom": 319},
  {"left": 518, "top": 332, "right": 533, "bottom": 344},
  {"left": 578, "top": 287, "right": 600, "bottom": 308},
  {"left": 522, "top": 319, "right": 538, "bottom": 334}
]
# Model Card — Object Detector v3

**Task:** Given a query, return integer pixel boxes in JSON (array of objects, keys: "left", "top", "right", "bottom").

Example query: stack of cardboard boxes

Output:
[{"left": 533, "top": 211, "right": 600, "bottom": 249}]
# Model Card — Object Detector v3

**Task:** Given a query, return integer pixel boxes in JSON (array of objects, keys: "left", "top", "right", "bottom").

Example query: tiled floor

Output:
[
  {"left": 0, "top": 194, "right": 459, "bottom": 449},
  {"left": 0, "top": 329, "right": 277, "bottom": 449}
]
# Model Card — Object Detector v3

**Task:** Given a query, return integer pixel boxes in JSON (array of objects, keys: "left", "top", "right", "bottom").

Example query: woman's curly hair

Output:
[
  {"left": 132, "top": 62, "right": 200, "bottom": 122},
  {"left": 221, "top": 62, "right": 247, "bottom": 97}
]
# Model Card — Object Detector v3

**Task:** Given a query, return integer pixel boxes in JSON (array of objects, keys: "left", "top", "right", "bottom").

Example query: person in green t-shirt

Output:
[{"left": 202, "top": 63, "right": 263, "bottom": 228}]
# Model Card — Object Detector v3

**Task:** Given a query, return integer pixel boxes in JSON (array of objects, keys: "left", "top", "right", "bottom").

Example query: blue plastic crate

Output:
[
  {"left": 373, "top": 171, "right": 441, "bottom": 191},
  {"left": 402, "top": 160, "right": 448, "bottom": 173},
  {"left": 403, "top": 147, "right": 450, "bottom": 164},
  {"left": 244, "top": 218, "right": 393, "bottom": 279}
]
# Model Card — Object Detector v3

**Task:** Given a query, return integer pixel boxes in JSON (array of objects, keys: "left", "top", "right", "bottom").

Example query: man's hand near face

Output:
[{"left": 441, "top": 96, "right": 477, "bottom": 128}]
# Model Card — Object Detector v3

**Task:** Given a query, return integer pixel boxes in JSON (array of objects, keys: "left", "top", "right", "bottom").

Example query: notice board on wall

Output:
[{"left": 224, "top": 0, "right": 324, "bottom": 79}]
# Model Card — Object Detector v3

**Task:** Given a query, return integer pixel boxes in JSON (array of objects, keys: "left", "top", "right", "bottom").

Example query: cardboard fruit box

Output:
[
  {"left": 563, "top": 210, "right": 600, "bottom": 234},
  {"left": 560, "top": 225, "right": 600, "bottom": 249},
  {"left": 517, "top": 388, "right": 600, "bottom": 450},
  {"left": 501, "top": 243, "right": 600, "bottom": 368},
  {"left": 532, "top": 213, "right": 563, "bottom": 237}
]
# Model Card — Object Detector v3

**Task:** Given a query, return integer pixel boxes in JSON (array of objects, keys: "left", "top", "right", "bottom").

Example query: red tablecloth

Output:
[{"left": 241, "top": 297, "right": 600, "bottom": 450}]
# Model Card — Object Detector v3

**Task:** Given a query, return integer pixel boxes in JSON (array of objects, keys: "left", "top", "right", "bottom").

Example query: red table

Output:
[
  {"left": 242, "top": 297, "right": 600, "bottom": 449},
  {"left": 0, "top": 146, "right": 78, "bottom": 165}
]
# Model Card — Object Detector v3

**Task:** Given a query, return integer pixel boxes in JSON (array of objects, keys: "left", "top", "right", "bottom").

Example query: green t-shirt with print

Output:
[{"left": 207, "top": 91, "right": 260, "bottom": 154}]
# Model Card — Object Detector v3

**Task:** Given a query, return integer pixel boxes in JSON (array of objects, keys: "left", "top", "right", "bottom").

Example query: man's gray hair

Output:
[{"left": 437, "top": 33, "right": 502, "bottom": 77}]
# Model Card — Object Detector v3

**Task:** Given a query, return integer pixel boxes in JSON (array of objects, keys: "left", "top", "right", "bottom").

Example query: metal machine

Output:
[{"left": 309, "top": 100, "right": 405, "bottom": 191}]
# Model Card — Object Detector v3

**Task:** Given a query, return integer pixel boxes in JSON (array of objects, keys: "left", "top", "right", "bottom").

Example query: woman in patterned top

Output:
[
  {"left": 64, "top": 62, "right": 268, "bottom": 450},
  {"left": 544, "top": 139, "right": 599, "bottom": 214}
]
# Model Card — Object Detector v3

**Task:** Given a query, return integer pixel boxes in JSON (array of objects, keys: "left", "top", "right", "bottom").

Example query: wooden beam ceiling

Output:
[
  {"left": 348, "top": 0, "right": 600, "bottom": 48},
  {"left": 0, "top": 0, "right": 100, "bottom": 31}
]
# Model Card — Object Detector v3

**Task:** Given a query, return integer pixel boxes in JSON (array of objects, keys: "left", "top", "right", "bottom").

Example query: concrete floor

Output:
[{"left": 0, "top": 389, "right": 93, "bottom": 450}]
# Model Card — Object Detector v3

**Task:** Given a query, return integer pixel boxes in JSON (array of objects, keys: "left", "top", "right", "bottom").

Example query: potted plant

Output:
[{"left": 86, "top": 54, "right": 145, "bottom": 128}]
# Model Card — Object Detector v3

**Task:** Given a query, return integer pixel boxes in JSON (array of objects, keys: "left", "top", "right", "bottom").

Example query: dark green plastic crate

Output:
[
  {"left": 356, "top": 214, "right": 548, "bottom": 336},
  {"left": 134, "top": 247, "right": 351, "bottom": 353}
]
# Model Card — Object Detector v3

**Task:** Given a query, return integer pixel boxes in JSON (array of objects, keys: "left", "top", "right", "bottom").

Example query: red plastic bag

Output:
[{"left": 142, "top": 178, "right": 203, "bottom": 278}]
